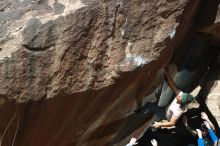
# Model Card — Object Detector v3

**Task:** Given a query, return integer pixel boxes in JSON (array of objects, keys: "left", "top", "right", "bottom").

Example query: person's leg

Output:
[{"left": 142, "top": 102, "right": 166, "bottom": 119}]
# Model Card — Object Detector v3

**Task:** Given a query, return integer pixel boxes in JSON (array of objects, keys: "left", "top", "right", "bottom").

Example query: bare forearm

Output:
[
  {"left": 206, "top": 119, "right": 215, "bottom": 131},
  {"left": 165, "top": 75, "right": 180, "bottom": 96},
  {"left": 158, "top": 121, "right": 175, "bottom": 128},
  {"left": 185, "top": 125, "right": 197, "bottom": 136}
]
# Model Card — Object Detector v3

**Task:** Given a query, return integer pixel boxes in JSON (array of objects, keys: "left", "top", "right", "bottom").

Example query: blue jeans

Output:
[{"left": 143, "top": 102, "right": 167, "bottom": 120}]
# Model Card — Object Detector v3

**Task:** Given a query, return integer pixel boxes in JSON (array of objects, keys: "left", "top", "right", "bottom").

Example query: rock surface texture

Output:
[
  {"left": 0, "top": 0, "right": 219, "bottom": 146},
  {"left": 206, "top": 80, "right": 220, "bottom": 125},
  {"left": 0, "top": 0, "right": 194, "bottom": 102}
]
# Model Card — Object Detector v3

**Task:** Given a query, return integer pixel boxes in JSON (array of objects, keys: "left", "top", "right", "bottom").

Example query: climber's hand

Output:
[
  {"left": 129, "top": 137, "right": 138, "bottom": 145},
  {"left": 201, "top": 112, "right": 209, "bottom": 120},
  {"left": 196, "top": 129, "right": 202, "bottom": 138},
  {"left": 204, "top": 121, "right": 211, "bottom": 129},
  {"left": 152, "top": 122, "right": 161, "bottom": 129},
  {"left": 151, "top": 139, "right": 158, "bottom": 146}
]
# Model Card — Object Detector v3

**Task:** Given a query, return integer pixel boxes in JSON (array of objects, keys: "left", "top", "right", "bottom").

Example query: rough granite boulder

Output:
[
  {"left": 1, "top": 0, "right": 218, "bottom": 146},
  {"left": 0, "top": 0, "right": 194, "bottom": 102}
]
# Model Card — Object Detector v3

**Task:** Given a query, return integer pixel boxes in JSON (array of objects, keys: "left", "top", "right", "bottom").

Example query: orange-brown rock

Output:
[{"left": 1, "top": 0, "right": 219, "bottom": 146}]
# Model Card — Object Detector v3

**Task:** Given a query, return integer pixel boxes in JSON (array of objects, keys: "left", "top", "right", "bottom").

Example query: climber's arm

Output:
[
  {"left": 164, "top": 68, "right": 181, "bottom": 96},
  {"left": 182, "top": 115, "right": 197, "bottom": 136},
  {"left": 197, "top": 129, "right": 205, "bottom": 146},
  {"left": 201, "top": 112, "right": 215, "bottom": 131},
  {"left": 204, "top": 121, "right": 219, "bottom": 145},
  {"left": 185, "top": 124, "right": 197, "bottom": 137},
  {"left": 153, "top": 117, "right": 177, "bottom": 128}
]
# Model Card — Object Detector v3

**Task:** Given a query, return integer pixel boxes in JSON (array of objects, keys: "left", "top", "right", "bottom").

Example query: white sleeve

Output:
[{"left": 172, "top": 110, "right": 183, "bottom": 119}]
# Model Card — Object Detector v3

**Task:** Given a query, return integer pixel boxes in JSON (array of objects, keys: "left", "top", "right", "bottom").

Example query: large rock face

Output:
[
  {"left": 0, "top": 0, "right": 194, "bottom": 102},
  {"left": 0, "top": 0, "right": 219, "bottom": 146}
]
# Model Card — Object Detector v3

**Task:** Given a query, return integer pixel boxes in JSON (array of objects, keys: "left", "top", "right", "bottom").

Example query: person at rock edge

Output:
[
  {"left": 202, "top": 121, "right": 218, "bottom": 146},
  {"left": 184, "top": 116, "right": 212, "bottom": 146},
  {"left": 183, "top": 112, "right": 217, "bottom": 146},
  {"left": 138, "top": 68, "right": 195, "bottom": 129},
  {"left": 196, "top": 121, "right": 218, "bottom": 146}
]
